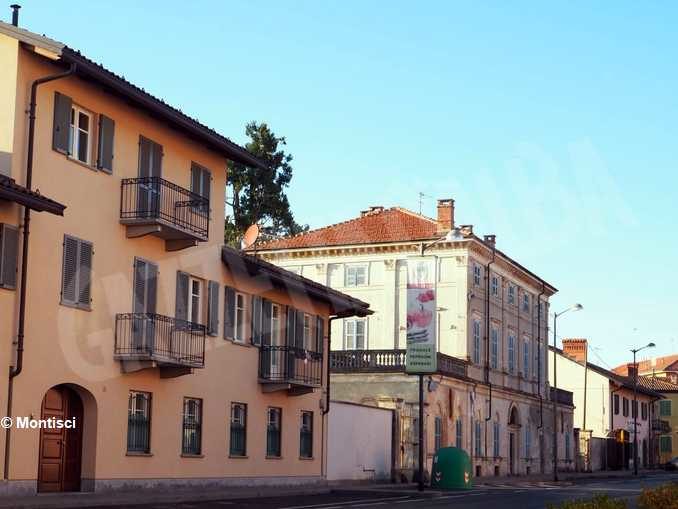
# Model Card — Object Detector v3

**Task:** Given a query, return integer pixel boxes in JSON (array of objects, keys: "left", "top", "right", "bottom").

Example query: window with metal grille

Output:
[
  {"left": 455, "top": 418, "right": 463, "bottom": 449},
  {"left": 181, "top": 398, "right": 202, "bottom": 455},
  {"left": 434, "top": 416, "right": 442, "bottom": 452},
  {"left": 230, "top": 402, "right": 247, "bottom": 456},
  {"left": 127, "top": 391, "right": 151, "bottom": 453},
  {"left": 266, "top": 407, "right": 282, "bottom": 457},
  {"left": 300, "top": 411, "right": 313, "bottom": 458}
]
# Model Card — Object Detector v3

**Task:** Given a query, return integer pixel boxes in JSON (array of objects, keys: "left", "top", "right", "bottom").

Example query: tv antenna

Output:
[{"left": 418, "top": 192, "right": 433, "bottom": 215}]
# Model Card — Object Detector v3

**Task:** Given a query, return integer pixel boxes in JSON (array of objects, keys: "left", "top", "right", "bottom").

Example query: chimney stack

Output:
[
  {"left": 626, "top": 363, "right": 638, "bottom": 379},
  {"left": 562, "top": 338, "right": 588, "bottom": 364},
  {"left": 10, "top": 4, "right": 20, "bottom": 27},
  {"left": 436, "top": 199, "right": 454, "bottom": 233},
  {"left": 483, "top": 234, "right": 496, "bottom": 248}
]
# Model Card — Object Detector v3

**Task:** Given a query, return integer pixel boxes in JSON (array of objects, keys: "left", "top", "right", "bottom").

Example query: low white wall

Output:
[{"left": 327, "top": 401, "right": 393, "bottom": 481}]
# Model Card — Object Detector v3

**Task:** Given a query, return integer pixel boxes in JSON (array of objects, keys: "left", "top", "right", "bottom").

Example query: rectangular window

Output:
[
  {"left": 344, "top": 318, "right": 366, "bottom": 349},
  {"left": 345, "top": 265, "right": 368, "bottom": 287},
  {"left": 522, "top": 293, "right": 530, "bottom": 313},
  {"left": 230, "top": 402, "right": 247, "bottom": 457},
  {"left": 490, "top": 328, "right": 499, "bottom": 369},
  {"left": 631, "top": 400, "right": 638, "bottom": 419},
  {"left": 508, "top": 334, "right": 515, "bottom": 374},
  {"left": 660, "top": 436, "right": 672, "bottom": 453},
  {"left": 623, "top": 397, "right": 629, "bottom": 417},
  {"left": 493, "top": 422, "right": 500, "bottom": 457},
  {"left": 303, "top": 313, "right": 312, "bottom": 350},
  {"left": 434, "top": 416, "right": 442, "bottom": 452},
  {"left": 523, "top": 339, "right": 530, "bottom": 378},
  {"left": 659, "top": 400, "right": 672, "bottom": 417},
  {"left": 614, "top": 394, "right": 620, "bottom": 415},
  {"left": 266, "top": 407, "right": 282, "bottom": 458},
  {"left": 0, "top": 224, "right": 19, "bottom": 289},
  {"left": 300, "top": 411, "right": 313, "bottom": 458},
  {"left": 473, "top": 265, "right": 481, "bottom": 286},
  {"left": 188, "top": 277, "right": 202, "bottom": 325},
  {"left": 181, "top": 398, "right": 202, "bottom": 455},
  {"left": 641, "top": 402, "right": 648, "bottom": 420},
  {"left": 491, "top": 275, "right": 499, "bottom": 296},
  {"left": 455, "top": 418, "right": 463, "bottom": 449},
  {"left": 61, "top": 235, "right": 93, "bottom": 310},
  {"left": 271, "top": 304, "right": 281, "bottom": 345},
  {"left": 507, "top": 285, "right": 515, "bottom": 304},
  {"left": 472, "top": 320, "right": 481, "bottom": 364},
  {"left": 69, "top": 105, "right": 92, "bottom": 164},
  {"left": 474, "top": 421, "right": 482, "bottom": 457},
  {"left": 234, "top": 292, "right": 246, "bottom": 342},
  {"left": 524, "top": 424, "right": 531, "bottom": 458},
  {"left": 565, "top": 432, "right": 571, "bottom": 461},
  {"left": 127, "top": 391, "right": 151, "bottom": 453},
  {"left": 190, "top": 163, "right": 211, "bottom": 215}
]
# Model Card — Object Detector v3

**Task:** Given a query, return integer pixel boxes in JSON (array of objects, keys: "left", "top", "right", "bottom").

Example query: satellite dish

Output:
[{"left": 240, "top": 224, "right": 260, "bottom": 250}]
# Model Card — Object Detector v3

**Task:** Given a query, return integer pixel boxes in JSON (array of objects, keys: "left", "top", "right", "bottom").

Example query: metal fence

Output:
[
  {"left": 115, "top": 313, "right": 205, "bottom": 368},
  {"left": 329, "top": 349, "right": 467, "bottom": 378},
  {"left": 120, "top": 176, "right": 209, "bottom": 239},
  {"left": 259, "top": 345, "right": 322, "bottom": 386}
]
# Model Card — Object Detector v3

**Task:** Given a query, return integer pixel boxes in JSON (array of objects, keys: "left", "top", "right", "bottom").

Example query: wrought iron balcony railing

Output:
[
  {"left": 115, "top": 313, "right": 205, "bottom": 369},
  {"left": 652, "top": 418, "right": 671, "bottom": 434},
  {"left": 259, "top": 345, "right": 322, "bottom": 387},
  {"left": 120, "top": 177, "right": 209, "bottom": 241},
  {"left": 329, "top": 349, "right": 467, "bottom": 379}
]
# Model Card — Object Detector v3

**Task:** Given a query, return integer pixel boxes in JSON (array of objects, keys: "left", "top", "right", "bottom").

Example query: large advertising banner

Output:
[{"left": 405, "top": 256, "right": 437, "bottom": 373}]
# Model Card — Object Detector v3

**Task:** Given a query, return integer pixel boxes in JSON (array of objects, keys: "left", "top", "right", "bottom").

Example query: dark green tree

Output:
[{"left": 225, "top": 121, "right": 307, "bottom": 246}]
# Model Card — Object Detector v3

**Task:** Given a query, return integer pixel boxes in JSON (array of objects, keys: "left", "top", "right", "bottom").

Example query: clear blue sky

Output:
[{"left": 15, "top": 1, "right": 677, "bottom": 367}]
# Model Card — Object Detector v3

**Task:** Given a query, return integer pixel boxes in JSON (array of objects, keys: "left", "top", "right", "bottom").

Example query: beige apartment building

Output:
[
  {"left": 0, "top": 18, "right": 370, "bottom": 495},
  {"left": 254, "top": 200, "right": 576, "bottom": 478}
]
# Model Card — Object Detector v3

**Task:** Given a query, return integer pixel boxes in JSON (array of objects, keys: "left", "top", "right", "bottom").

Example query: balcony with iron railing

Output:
[
  {"left": 652, "top": 418, "right": 671, "bottom": 434},
  {"left": 120, "top": 177, "right": 209, "bottom": 251},
  {"left": 115, "top": 313, "right": 206, "bottom": 377},
  {"left": 329, "top": 349, "right": 468, "bottom": 379},
  {"left": 259, "top": 345, "right": 323, "bottom": 395}
]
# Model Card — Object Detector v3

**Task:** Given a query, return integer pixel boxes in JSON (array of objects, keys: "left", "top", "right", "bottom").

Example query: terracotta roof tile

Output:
[
  {"left": 638, "top": 376, "right": 678, "bottom": 392},
  {"left": 0, "top": 176, "right": 65, "bottom": 215},
  {"left": 255, "top": 207, "right": 439, "bottom": 250},
  {"left": 612, "top": 355, "right": 678, "bottom": 376}
]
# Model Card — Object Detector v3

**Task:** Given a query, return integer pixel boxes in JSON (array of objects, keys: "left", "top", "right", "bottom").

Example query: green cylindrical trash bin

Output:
[{"left": 430, "top": 447, "right": 473, "bottom": 490}]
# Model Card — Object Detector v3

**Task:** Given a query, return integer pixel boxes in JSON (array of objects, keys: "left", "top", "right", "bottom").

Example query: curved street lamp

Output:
[
  {"left": 631, "top": 341, "right": 655, "bottom": 475},
  {"left": 552, "top": 303, "right": 583, "bottom": 481}
]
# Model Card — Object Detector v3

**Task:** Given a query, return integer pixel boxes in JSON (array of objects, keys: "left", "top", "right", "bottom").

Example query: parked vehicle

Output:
[{"left": 664, "top": 457, "right": 678, "bottom": 470}]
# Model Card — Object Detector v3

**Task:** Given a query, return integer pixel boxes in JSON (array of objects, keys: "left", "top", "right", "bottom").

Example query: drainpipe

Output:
[
  {"left": 537, "top": 283, "right": 545, "bottom": 430},
  {"left": 4, "top": 63, "right": 76, "bottom": 481},
  {"left": 321, "top": 315, "right": 341, "bottom": 481},
  {"left": 483, "top": 245, "right": 496, "bottom": 460}
]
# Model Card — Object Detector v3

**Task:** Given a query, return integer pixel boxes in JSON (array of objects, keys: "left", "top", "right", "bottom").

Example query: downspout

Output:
[
  {"left": 537, "top": 283, "right": 546, "bottom": 430},
  {"left": 483, "top": 245, "right": 496, "bottom": 459},
  {"left": 321, "top": 315, "right": 341, "bottom": 480},
  {"left": 4, "top": 63, "right": 76, "bottom": 481}
]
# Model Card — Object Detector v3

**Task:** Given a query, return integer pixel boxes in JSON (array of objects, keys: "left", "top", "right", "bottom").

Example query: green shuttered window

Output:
[
  {"left": 60, "top": 235, "right": 93, "bottom": 309},
  {"left": 0, "top": 224, "right": 19, "bottom": 289}
]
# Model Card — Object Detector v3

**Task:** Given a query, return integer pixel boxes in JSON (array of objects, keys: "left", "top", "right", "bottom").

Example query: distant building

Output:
[
  {"left": 613, "top": 355, "right": 678, "bottom": 385},
  {"left": 549, "top": 340, "right": 664, "bottom": 471},
  {"left": 255, "top": 199, "right": 576, "bottom": 478}
]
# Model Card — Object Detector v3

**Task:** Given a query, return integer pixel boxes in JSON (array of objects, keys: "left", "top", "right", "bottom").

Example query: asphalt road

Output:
[{"left": 78, "top": 473, "right": 678, "bottom": 509}]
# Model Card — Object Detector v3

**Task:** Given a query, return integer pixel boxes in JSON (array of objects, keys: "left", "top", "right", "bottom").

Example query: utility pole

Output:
[{"left": 418, "top": 374, "right": 424, "bottom": 491}]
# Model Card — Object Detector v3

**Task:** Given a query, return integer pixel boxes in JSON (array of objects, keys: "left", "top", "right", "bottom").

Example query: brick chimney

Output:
[
  {"left": 483, "top": 234, "right": 496, "bottom": 248},
  {"left": 562, "top": 338, "right": 588, "bottom": 364},
  {"left": 436, "top": 199, "right": 454, "bottom": 232},
  {"left": 626, "top": 363, "right": 638, "bottom": 379}
]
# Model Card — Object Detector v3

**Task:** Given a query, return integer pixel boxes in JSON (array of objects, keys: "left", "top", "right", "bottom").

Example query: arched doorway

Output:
[
  {"left": 37, "top": 385, "right": 86, "bottom": 492},
  {"left": 508, "top": 405, "right": 520, "bottom": 475}
]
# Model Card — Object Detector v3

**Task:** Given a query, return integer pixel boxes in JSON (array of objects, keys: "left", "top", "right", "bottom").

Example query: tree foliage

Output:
[{"left": 225, "top": 122, "right": 307, "bottom": 246}]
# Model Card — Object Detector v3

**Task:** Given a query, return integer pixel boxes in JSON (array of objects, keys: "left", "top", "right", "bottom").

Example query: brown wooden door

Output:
[{"left": 38, "top": 386, "right": 83, "bottom": 492}]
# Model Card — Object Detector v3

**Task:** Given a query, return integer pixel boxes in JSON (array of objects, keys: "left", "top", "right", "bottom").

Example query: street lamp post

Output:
[
  {"left": 631, "top": 342, "right": 655, "bottom": 476},
  {"left": 414, "top": 227, "right": 465, "bottom": 491},
  {"left": 552, "top": 303, "right": 583, "bottom": 482}
]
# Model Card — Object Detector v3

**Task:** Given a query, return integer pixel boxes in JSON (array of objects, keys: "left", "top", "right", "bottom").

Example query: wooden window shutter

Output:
[
  {"left": 262, "top": 299, "right": 272, "bottom": 346},
  {"left": 202, "top": 168, "right": 211, "bottom": 202},
  {"left": 133, "top": 259, "right": 147, "bottom": 313},
  {"left": 223, "top": 286, "right": 235, "bottom": 339},
  {"left": 251, "top": 295, "right": 262, "bottom": 346},
  {"left": 285, "top": 306, "right": 296, "bottom": 347},
  {"left": 207, "top": 280, "right": 219, "bottom": 336},
  {"left": 175, "top": 271, "right": 189, "bottom": 321},
  {"left": 315, "top": 316, "right": 324, "bottom": 354},
  {"left": 97, "top": 114, "right": 115, "bottom": 172},
  {"left": 146, "top": 262, "right": 158, "bottom": 314},
  {"left": 151, "top": 141, "right": 163, "bottom": 177},
  {"left": 77, "top": 240, "right": 93, "bottom": 308},
  {"left": 0, "top": 224, "right": 19, "bottom": 289},
  {"left": 52, "top": 92, "right": 72, "bottom": 154},
  {"left": 191, "top": 165, "right": 201, "bottom": 195},
  {"left": 61, "top": 236, "right": 79, "bottom": 304}
]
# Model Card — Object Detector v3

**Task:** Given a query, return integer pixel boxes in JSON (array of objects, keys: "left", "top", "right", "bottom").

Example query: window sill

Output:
[
  {"left": 226, "top": 338, "right": 254, "bottom": 348},
  {"left": 126, "top": 451, "right": 153, "bottom": 457},
  {"left": 229, "top": 454, "right": 248, "bottom": 459},
  {"left": 181, "top": 453, "right": 204, "bottom": 458},
  {"left": 299, "top": 456, "right": 314, "bottom": 461},
  {"left": 266, "top": 455, "right": 283, "bottom": 460},
  {"left": 60, "top": 301, "right": 92, "bottom": 312},
  {"left": 66, "top": 153, "right": 98, "bottom": 172}
]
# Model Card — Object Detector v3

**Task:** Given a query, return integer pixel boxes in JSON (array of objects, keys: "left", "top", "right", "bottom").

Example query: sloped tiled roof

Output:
[
  {"left": 255, "top": 207, "right": 439, "bottom": 250},
  {"left": 612, "top": 355, "right": 678, "bottom": 376},
  {"left": 638, "top": 376, "right": 678, "bottom": 393}
]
